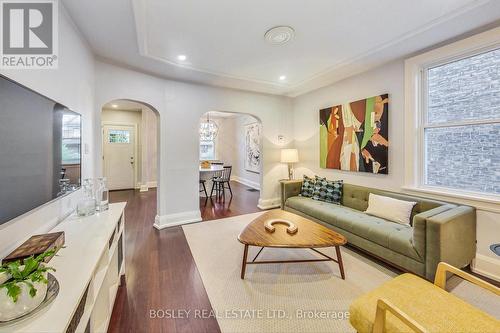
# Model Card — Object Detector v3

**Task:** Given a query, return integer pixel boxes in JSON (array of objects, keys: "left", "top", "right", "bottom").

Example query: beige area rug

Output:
[{"left": 183, "top": 212, "right": 499, "bottom": 333}]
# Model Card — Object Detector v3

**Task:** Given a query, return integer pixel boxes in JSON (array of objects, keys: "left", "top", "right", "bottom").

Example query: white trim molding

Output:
[
  {"left": 139, "top": 181, "right": 158, "bottom": 192},
  {"left": 472, "top": 254, "right": 500, "bottom": 282},
  {"left": 231, "top": 176, "right": 260, "bottom": 190},
  {"left": 257, "top": 197, "right": 281, "bottom": 210},
  {"left": 154, "top": 211, "right": 202, "bottom": 229},
  {"left": 102, "top": 121, "right": 139, "bottom": 191},
  {"left": 404, "top": 26, "right": 500, "bottom": 196},
  {"left": 402, "top": 186, "right": 500, "bottom": 214}
]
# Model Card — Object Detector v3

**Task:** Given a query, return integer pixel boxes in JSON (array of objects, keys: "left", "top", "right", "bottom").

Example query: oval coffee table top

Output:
[{"left": 238, "top": 210, "right": 347, "bottom": 248}]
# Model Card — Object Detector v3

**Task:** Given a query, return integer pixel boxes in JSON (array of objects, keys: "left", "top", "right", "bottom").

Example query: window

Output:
[
  {"left": 200, "top": 140, "right": 216, "bottom": 160},
  {"left": 423, "top": 48, "right": 500, "bottom": 195},
  {"left": 62, "top": 114, "right": 81, "bottom": 164},
  {"left": 108, "top": 130, "right": 130, "bottom": 143}
]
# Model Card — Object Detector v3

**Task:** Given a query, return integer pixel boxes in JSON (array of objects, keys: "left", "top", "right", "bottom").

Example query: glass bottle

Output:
[
  {"left": 96, "top": 177, "right": 109, "bottom": 212},
  {"left": 77, "top": 178, "right": 96, "bottom": 216}
]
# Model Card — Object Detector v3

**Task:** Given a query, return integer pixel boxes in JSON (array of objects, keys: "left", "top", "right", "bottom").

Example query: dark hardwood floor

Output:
[
  {"left": 108, "top": 181, "right": 260, "bottom": 333},
  {"left": 107, "top": 181, "right": 499, "bottom": 332},
  {"left": 200, "top": 181, "right": 261, "bottom": 221}
]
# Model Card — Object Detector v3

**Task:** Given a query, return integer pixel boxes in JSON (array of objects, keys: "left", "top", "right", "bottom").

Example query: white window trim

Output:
[{"left": 404, "top": 26, "right": 500, "bottom": 210}]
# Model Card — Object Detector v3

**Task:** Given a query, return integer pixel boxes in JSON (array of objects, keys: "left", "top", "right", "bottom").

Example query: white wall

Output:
[
  {"left": 141, "top": 106, "right": 158, "bottom": 187},
  {"left": 0, "top": 4, "right": 96, "bottom": 257},
  {"left": 293, "top": 61, "right": 404, "bottom": 189},
  {"left": 292, "top": 59, "right": 500, "bottom": 281},
  {"left": 95, "top": 61, "right": 293, "bottom": 228},
  {"left": 214, "top": 114, "right": 262, "bottom": 189}
]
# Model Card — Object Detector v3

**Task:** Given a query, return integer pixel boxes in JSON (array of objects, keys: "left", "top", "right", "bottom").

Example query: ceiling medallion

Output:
[{"left": 264, "top": 26, "right": 295, "bottom": 45}]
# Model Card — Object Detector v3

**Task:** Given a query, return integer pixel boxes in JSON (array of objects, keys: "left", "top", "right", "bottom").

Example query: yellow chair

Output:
[{"left": 349, "top": 262, "right": 500, "bottom": 333}]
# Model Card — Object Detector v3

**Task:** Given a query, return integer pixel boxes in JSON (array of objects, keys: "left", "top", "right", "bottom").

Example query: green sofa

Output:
[{"left": 280, "top": 180, "right": 476, "bottom": 280}]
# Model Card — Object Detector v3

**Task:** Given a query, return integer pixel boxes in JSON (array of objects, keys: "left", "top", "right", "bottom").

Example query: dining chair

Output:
[
  {"left": 210, "top": 166, "right": 232, "bottom": 198},
  {"left": 199, "top": 179, "right": 208, "bottom": 197}
]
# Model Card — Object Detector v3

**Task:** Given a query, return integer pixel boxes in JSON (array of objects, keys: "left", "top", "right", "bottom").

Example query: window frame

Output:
[
  {"left": 404, "top": 27, "right": 500, "bottom": 207},
  {"left": 199, "top": 139, "right": 217, "bottom": 161}
]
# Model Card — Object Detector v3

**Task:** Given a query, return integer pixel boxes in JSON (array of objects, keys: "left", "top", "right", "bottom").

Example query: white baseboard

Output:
[
  {"left": 138, "top": 181, "right": 157, "bottom": 192},
  {"left": 154, "top": 210, "right": 202, "bottom": 229},
  {"left": 231, "top": 176, "right": 260, "bottom": 190},
  {"left": 471, "top": 253, "right": 500, "bottom": 282},
  {"left": 257, "top": 197, "right": 281, "bottom": 210}
]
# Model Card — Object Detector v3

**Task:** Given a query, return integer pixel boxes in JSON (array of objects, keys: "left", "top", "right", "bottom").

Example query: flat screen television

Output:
[{"left": 0, "top": 75, "right": 81, "bottom": 225}]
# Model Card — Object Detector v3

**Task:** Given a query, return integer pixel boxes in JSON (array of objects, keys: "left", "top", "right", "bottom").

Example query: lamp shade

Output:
[{"left": 280, "top": 149, "right": 299, "bottom": 163}]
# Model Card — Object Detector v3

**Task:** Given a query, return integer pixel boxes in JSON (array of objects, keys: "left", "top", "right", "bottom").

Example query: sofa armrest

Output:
[
  {"left": 280, "top": 180, "right": 302, "bottom": 209},
  {"left": 425, "top": 206, "right": 476, "bottom": 281},
  {"left": 412, "top": 204, "right": 456, "bottom": 260}
]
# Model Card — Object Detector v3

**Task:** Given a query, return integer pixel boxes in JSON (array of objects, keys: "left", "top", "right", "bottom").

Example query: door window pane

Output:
[
  {"left": 425, "top": 123, "right": 500, "bottom": 194},
  {"left": 109, "top": 130, "right": 130, "bottom": 143},
  {"left": 427, "top": 48, "right": 500, "bottom": 124}
]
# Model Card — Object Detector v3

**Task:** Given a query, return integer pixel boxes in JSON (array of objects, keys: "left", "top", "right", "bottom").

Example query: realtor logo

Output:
[{"left": 1, "top": 0, "right": 58, "bottom": 68}]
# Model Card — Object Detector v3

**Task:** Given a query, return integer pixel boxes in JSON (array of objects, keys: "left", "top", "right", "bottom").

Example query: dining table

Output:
[{"left": 199, "top": 164, "right": 224, "bottom": 197}]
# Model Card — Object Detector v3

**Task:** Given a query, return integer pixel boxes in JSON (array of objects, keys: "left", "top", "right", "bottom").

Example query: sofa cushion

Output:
[
  {"left": 285, "top": 197, "right": 422, "bottom": 262},
  {"left": 365, "top": 193, "right": 416, "bottom": 225},
  {"left": 299, "top": 175, "right": 315, "bottom": 198},
  {"left": 312, "top": 176, "right": 342, "bottom": 204},
  {"left": 341, "top": 183, "right": 448, "bottom": 223},
  {"left": 286, "top": 196, "right": 345, "bottom": 223}
]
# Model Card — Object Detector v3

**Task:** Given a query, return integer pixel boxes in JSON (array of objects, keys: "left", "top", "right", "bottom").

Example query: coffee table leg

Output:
[
  {"left": 241, "top": 244, "right": 249, "bottom": 279},
  {"left": 335, "top": 246, "right": 345, "bottom": 280}
]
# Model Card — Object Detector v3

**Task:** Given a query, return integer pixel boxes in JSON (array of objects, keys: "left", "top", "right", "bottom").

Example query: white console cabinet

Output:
[{"left": 0, "top": 202, "right": 126, "bottom": 333}]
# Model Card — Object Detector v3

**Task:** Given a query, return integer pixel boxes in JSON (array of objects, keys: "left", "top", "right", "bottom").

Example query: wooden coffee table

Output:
[{"left": 238, "top": 210, "right": 347, "bottom": 279}]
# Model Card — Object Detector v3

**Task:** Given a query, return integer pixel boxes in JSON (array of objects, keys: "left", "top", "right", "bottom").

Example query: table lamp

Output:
[{"left": 281, "top": 149, "right": 299, "bottom": 180}]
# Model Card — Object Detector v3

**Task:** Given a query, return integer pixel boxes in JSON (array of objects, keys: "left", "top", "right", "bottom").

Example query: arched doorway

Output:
[
  {"left": 100, "top": 99, "right": 161, "bottom": 216},
  {"left": 198, "top": 111, "right": 263, "bottom": 220}
]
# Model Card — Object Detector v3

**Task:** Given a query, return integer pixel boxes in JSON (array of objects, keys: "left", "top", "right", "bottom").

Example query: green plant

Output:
[{"left": 0, "top": 250, "right": 56, "bottom": 303}]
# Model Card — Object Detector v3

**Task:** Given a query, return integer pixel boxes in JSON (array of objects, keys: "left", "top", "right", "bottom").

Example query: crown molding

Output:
[{"left": 132, "top": 0, "right": 493, "bottom": 96}]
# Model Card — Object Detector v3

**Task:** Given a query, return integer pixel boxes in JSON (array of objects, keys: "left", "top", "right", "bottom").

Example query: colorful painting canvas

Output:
[
  {"left": 320, "top": 94, "right": 389, "bottom": 174},
  {"left": 244, "top": 122, "right": 261, "bottom": 173}
]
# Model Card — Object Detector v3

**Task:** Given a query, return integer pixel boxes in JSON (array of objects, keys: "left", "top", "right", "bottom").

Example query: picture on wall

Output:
[
  {"left": 244, "top": 122, "right": 262, "bottom": 173},
  {"left": 319, "top": 94, "right": 389, "bottom": 174}
]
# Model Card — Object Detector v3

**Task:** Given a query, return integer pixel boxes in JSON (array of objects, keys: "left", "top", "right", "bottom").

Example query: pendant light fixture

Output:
[{"left": 200, "top": 113, "right": 219, "bottom": 141}]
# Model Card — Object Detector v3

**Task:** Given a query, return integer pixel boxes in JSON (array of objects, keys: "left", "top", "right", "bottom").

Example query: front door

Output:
[{"left": 103, "top": 124, "right": 135, "bottom": 190}]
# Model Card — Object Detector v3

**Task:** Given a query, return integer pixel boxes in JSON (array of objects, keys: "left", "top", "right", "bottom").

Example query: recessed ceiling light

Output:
[
  {"left": 279, "top": 75, "right": 286, "bottom": 81},
  {"left": 177, "top": 54, "right": 187, "bottom": 61},
  {"left": 265, "top": 26, "right": 295, "bottom": 45},
  {"left": 111, "top": 104, "right": 118, "bottom": 108}
]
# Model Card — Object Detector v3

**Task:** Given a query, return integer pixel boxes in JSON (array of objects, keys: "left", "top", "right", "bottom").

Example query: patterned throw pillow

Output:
[
  {"left": 312, "top": 176, "right": 343, "bottom": 204},
  {"left": 299, "top": 175, "right": 316, "bottom": 198}
]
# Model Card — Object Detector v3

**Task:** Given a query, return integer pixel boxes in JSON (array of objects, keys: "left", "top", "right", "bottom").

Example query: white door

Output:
[{"left": 103, "top": 125, "right": 136, "bottom": 190}]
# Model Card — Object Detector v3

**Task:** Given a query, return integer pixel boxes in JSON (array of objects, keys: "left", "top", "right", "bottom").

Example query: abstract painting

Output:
[
  {"left": 320, "top": 94, "right": 389, "bottom": 174},
  {"left": 245, "top": 122, "right": 261, "bottom": 173}
]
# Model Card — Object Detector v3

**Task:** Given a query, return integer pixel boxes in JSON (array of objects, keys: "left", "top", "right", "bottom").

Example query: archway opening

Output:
[
  {"left": 198, "top": 111, "right": 263, "bottom": 220},
  {"left": 100, "top": 99, "right": 160, "bottom": 219}
]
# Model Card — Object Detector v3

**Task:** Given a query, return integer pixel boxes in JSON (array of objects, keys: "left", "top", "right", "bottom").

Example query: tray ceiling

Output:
[{"left": 63, "top": 0, "right": 500, "bottom": 96}]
